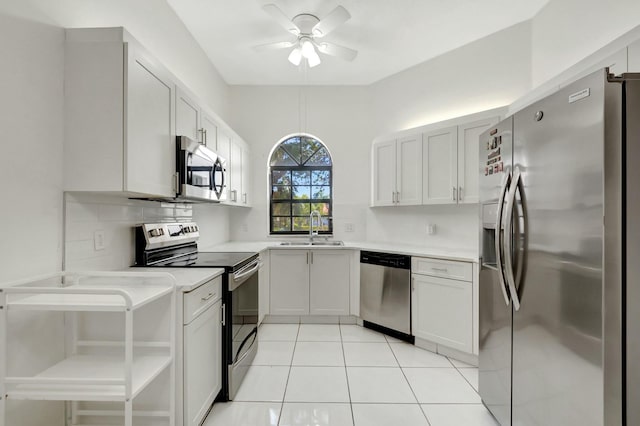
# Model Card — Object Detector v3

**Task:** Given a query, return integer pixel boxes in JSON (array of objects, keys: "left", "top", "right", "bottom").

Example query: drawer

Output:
[
  {"left": 184, "top": 276, "right": 222, "bottom": 325},
  {"left": 412, "top": 257, "right": 472, "bottom": 282}
]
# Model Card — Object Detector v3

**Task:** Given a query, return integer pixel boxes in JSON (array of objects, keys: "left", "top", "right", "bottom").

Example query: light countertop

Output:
[
  {"left": 131, "top": 267, "right": 225, "bottom": 292},
  {"left": 200, "top": 241, "right": 478, "bottom": 263}
]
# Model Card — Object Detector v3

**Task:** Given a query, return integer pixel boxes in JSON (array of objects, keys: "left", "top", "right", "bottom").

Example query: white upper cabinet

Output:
[
  {"left": 64, "top": 28, "right": 176, "bottom": 198},
  {"left": 371, "top": 135, "right": 422, "bottom": 206},
  {"left": 371, "top": 140, "right": 397, "bottom": 206},
  {"left": 396, "top": 135, "right": 423, "bottom": 205},
  {"left": 176, "top": 87, "right": 201, "bottom": 142},
  {"left": 457, "top": 117, "right": 498, "bottom": 204},
  {"left": 421, "top": 117, "right": 499, "bottom": 205},
  {"left": 228, "top": 140, "right": 243, "bottom": 204},
  {"left": 241, "top": 147, "right": 251, "bottom": 206},
  {"left": 200, "top": 110, "right": 218, "bottom": 149},
  {"left": 422, "top": 126, "right": 457, "bottom": 204}
]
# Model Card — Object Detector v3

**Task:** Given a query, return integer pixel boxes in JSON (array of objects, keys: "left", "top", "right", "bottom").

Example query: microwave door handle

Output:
[{"left": 495, "top": 172, "right": 511, "bottom": 307}]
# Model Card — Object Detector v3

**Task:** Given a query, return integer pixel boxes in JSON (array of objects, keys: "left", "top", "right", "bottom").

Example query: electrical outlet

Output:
[
  {"left": 94, "top": 230, "right": 106, "bottom": 251},
  {"left": 427, "top": 224, "right": 437, "bottom": 235},
  {"left": 344, "top": 223, "right": 355, "bottom": 232}
]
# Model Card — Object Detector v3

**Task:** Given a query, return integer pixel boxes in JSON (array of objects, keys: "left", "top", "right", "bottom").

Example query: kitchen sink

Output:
[{"left": 279, "top": 241, "right": 344, "bottom": 246}]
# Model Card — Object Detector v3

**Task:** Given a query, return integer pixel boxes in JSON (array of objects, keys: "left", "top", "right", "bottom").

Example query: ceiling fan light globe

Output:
[
  {"left": 307, "top": 50, "right": 321, "bottom": 67},
  {"left": 301, "top": 39, "right": 315, "bottom": 58},
  {"left": 288, "top": 47, "right": 302, "bottom": 66}
]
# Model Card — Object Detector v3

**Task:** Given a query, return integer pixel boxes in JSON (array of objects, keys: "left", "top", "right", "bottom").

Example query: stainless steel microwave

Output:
[{"left": 177, "top": 136, "right": 227, "bottom": 202}]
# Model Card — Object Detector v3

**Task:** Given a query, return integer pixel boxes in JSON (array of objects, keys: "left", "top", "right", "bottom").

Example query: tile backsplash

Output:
[{"left": 64, "top": 193, "right": 229, "bottom": 271}]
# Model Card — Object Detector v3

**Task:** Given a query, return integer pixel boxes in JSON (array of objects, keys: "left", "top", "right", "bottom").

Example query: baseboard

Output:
[
  {"left": 262, "top": 315, "right": 359, "bottom": 325},
  {"left": 414, "top": 337, "right": 478, "bottom": 366}
]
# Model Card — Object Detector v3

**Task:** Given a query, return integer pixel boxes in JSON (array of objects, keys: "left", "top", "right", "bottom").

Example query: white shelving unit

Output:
[{"left": 0, "top": 271, "right": 177, "bottom": 426}]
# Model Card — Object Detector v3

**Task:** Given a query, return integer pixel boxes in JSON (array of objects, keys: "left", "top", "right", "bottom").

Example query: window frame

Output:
[{"left": 269, "top": 136, "right": 333, "bottom": 236}]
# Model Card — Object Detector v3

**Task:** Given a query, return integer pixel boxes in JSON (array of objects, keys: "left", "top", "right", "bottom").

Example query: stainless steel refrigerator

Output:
[{"left": 479, "top": 68, "right": 640, "bottom": 425}]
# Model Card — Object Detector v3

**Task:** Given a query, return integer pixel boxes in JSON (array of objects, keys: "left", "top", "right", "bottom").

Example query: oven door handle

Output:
[{"left": 233, "top": 259, "right": 262, "bottom": 282}]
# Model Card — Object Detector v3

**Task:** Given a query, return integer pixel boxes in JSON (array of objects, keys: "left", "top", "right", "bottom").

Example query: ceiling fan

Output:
[{"left": 254, "top": 3, "right": 358, "bottom": 68}]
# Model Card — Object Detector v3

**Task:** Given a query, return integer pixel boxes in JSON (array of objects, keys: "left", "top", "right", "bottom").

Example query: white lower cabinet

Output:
[
  {"left": 181, "top": 276, "right": 222, "bottom": 426},
  {"left": 411, "top": 258, "right": 473, "bottom": 353},
  {"left": 310, "top": 250, "right": 350, "bottom": 315},
  {"left": 270, "top": 249, "right": 350, "bottom": 316}
]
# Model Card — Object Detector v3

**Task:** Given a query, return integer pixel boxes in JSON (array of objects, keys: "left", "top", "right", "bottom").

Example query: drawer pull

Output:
[
  {"left": 201, "top": 292, "right": 215, "bottom": 302},
  {"left": 431, "top": 267, "right": 449, "bottom": 272}
]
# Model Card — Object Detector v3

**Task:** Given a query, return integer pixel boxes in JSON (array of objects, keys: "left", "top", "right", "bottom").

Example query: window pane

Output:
[
  {"left": 293, "top": 217, "right": 310, "bottom": 231},
  {"left": 311, "top": 202, "right": 330, "bottom": 216},
  {"left": 272, "top": 217, "right": 291, "bottom": 232},
  {"left": 312, "top": 186, "right": 331, "bottom": 199},
  {"left": 270, "top": 147, "right": 297, "bottom": 166},
  {"left": 306, "top": 147, "right": 332, "bottom": 166},
  {"left": 272, "top": 202, "right": 290, "bottom": 216},
  {"left": 292, "top": 185, "right": 311, "bottom": 200},
  {"left": 272, "top": 170, "right": 291, "bottom": 185},
  {"left": 312, "top": 170, "right": 330, "bottom": 185},
  {"left": 292, "top": 170, "right": 311, "bottom": 185},
  {"left": 281, "top": 137, "right": 302, "bottom": 164},
  {"left": 272, "top": 185, "right": 291, "bottom": 200},
  {"left": 319, "top": 217, "right": 330, "bottom": 231},
  {"left": 300, "top": 138, "right": 323, "bottom": 164},
  {"left": 292, "top": 203, "right": 310, "bottom": 216}
]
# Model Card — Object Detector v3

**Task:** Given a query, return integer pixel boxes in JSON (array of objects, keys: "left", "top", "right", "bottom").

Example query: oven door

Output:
[{"left": 228, "top": 258, "right": 261, "bottom": 400}]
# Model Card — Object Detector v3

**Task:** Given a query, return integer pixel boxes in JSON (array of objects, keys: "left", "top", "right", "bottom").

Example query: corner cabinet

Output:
[
  {"left": 371, "top": 134, "right": 422, "bottom": 206},
  {"left": 64, "top": 27, "right": 176, "bottom": 198},
  {"left": 270, "top": 249, "right": 350, "bottom": 316}
]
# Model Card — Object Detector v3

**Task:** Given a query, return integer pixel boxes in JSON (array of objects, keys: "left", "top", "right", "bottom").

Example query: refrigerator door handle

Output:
[
  {"left": 495, "top": 173, "right": 511, "bottom": 307},
  {"left": 503, "top": 168, "right": 522, "bottom": 311}
]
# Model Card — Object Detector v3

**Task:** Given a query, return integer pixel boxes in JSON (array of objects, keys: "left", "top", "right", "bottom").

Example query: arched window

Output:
[{"left": 269, "top": 134, "right": 333, "bottom": 235}]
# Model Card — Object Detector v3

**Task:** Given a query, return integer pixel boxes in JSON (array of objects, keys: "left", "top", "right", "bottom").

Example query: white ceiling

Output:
[{"left": 167, "top": 0, "right": 548, "bottom": 86}]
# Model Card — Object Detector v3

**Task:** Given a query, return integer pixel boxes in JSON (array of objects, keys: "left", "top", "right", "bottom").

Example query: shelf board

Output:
[
  {"left": 7, "top": 284, "right": 173, "bottom": 312},
  {"left": 7, "top": 354, "right": 171, "bottom": 401}
]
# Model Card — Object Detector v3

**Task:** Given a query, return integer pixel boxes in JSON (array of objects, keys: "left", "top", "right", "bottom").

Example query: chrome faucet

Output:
[{"left": 309, "top": 211, "right": 321, "bottom": 242}]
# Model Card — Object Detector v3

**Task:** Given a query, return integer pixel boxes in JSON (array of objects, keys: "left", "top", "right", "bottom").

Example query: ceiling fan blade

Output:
[
  {"left": 262, "top": 4, "right": 300, "bottom": 35},
  {"left": 253, "top": 41, "right": 296, "bottom": 52},
  {"left": 316, "top": 41, "right": 358, "bottom": 61},
  {"left": 312, "top": 5, "right": 351, "bottom": 37}
]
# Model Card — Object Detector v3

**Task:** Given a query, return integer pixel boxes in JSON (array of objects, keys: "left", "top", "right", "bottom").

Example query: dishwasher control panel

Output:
[{"left": 360, "top": 251, "right": 411, "bottom": 269}]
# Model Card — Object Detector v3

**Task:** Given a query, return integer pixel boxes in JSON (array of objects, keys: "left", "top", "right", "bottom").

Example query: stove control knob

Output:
[{"left": 149, "top": 228, "right": 161, "bottom": 237}]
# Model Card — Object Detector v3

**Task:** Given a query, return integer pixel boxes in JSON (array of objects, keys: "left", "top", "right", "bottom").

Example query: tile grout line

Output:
[
  {"left": 339, "top": 324, "right": 357, "bottom": 426},
  {"left": 387, "top": 336, "right": 432, "bottom": 426},
  {"left": 449, "top": 360, "right": 480, "bottom": 396},
  {"left": 276, "top": 323, "right": 300, "bottom": 426}
]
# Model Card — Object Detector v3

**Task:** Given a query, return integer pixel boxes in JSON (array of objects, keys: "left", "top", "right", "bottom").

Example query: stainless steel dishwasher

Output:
[{"left": 360, "top": 251, "right": 414, "bottom": 342}]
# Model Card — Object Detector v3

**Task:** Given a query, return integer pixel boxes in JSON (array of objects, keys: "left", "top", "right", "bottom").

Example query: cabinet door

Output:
[
  {"left": 229, "top": 140, "right": 243, "bottom": 204},
  {"left": 371, "top": 140, "right": 397, "bottom": 206},
  {"left": 184, "top": 300, "right": 222, "bottom": 426},
  {"left": 412, "top": 274, "right": 472, "bottom": 353},
  {"left": 125, "top": 45, "right": 175, "bottom": 197},
  {"left": 201, "top": 111, "right": 218, "bottom": 149},
  {"left": 422, "top": 126, "right": 457, "bottom": 204},
  {"left": 176, "top": 87, "right": 201, "bottom": 142},
  {"left": 270, "top": 250, "right": 310, "bottom": 315},
  {"left": 396, "top": 134, "right": 423, "bottom": 205},
  {"left": 309, "top": 250, "right": 350, "bottom": 315},
  {"left": 457, "top": 117, "right": 498, "bottom": 204},
  {"left": 241, "top": 147, "right": 251, "bottom": 206}
]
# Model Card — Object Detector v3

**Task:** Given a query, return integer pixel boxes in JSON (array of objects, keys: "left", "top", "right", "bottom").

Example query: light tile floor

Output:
[{"left": 204, "top": 324, "right": 499, "bottom": 426}]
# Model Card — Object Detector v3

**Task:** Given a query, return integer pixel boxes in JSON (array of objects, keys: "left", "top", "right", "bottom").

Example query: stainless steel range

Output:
[{"left": 135, "top": 222, "right": 260, "bottom": 401}]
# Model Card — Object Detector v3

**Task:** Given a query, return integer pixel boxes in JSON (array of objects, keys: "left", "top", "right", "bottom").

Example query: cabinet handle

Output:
[
  {"left": 452, "top": 186, "right": 457, "bottom": 201},
  {"left": 221, "top": 303, "right": 226, "bottom": 326},
  {"left": 411, "top": 277, "right": 415, "bottom": 292},
  {"left": 231, "top": 190, "right": 238, "bottom": 202},
  {"left": 201, "top": 292, "right": 215, "bottom": 302},
  {"left": 431, "top": 267, "right": 449, "bottom": 272},
  {"left": 242, "top": 193, "right": 247, "bottom": 204},
  {"left": 204, "top": 129, "right": 208, "bottom": 145},
  {"left": 310, "top": 252, "right": 314, "bottom": 264},
  {"left": 306, "top": 252, "right": 309, "bottom": 264},
  {"left": 174, "top": 172, "right": 180, "bottom": 193},
  {"left": 459, "top": 186, "right": 463, "bottom": 201}
]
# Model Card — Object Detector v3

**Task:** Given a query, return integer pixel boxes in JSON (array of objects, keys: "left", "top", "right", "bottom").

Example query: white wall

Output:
[
  {"left": 531, "top": 0, "right": 640, "bottom": 87},
  {"left": 229, "top": 23, "right": 531, "bottom": 251},
  {"left": 370, "top": 22, "right": 531, "bottom": 136},
  {"left": 0, "top": 11, "right": 66, "bottom": 426},
  {"left": 228, "top": 85, "right": 373, "bottom": 242},
  {"left": 1, "top": 0, "right": 230, "bottom": 121}
]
